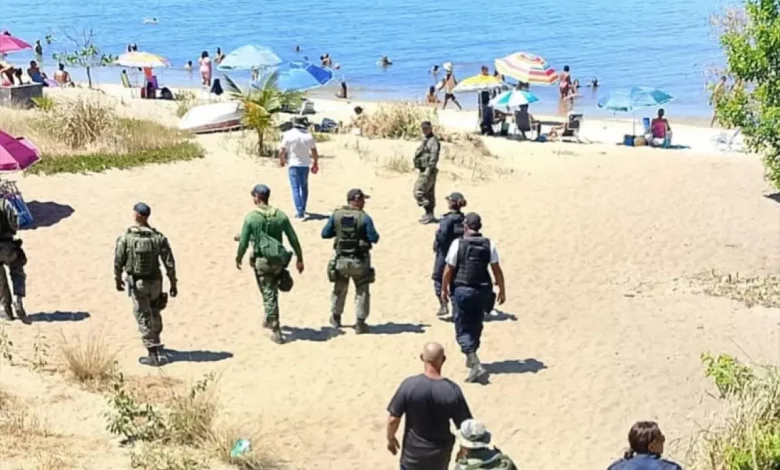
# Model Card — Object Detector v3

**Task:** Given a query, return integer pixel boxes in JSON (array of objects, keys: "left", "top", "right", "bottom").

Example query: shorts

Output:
[{"left": 444, "top": 93, "right": 456, "bottom": 101}]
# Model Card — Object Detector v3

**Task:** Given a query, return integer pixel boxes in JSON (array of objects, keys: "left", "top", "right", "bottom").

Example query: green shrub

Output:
[
  {"left": 30, "top": 96, "right": 55, "bottom": 112},
  {"left": 702, "top": 353, "right": 758, "bottom": 398}
]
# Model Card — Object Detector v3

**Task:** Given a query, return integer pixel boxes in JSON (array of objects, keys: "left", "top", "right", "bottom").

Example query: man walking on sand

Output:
[
  {"left": 413, "top": 121, "right": 441, "bottom": 224},
  {"left": 387, "top": 342, "right": 472, "bottom": 470},
  {"left": 279, "top": 117, "right": 319, "bottom": 220}
]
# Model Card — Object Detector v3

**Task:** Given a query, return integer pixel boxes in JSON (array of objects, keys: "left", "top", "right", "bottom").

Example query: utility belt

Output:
[
  {"left": 125, "top": 273, "right": 168, "bottom": 310},
  {"left": 327, "top": 254, "right": 375, "bottom": 284},
  {"left": 0, "top": 238, "right": 27, "bottom": 266},
  {"left": 452, "top": 283, "right": 495, "bottom": 313}
]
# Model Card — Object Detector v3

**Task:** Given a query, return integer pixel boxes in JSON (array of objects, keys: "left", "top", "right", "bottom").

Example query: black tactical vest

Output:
[
  {"left": 446, "top": 210, "right": 465, "bottom": 244},
  {"left": 333, "top": 207, "right": 370, "bottom": 256},
  {"left": 453, "top": 235, "right": 492, "bottom": 287}
]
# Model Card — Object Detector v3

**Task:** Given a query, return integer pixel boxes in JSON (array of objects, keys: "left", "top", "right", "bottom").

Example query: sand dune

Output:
[{"left": 0, "top": 89, "right": 778, "bottom": 469}]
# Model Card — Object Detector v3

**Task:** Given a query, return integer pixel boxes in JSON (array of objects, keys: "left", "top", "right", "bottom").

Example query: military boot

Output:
[
  {"left": 270, "top": 327, "right": 285, "bottom": 344},
  {"left": 142, "top": 347, "right": 166, "bottom": 367},
  {"left": 262, "top": 317, "right": 273, "bottom": 330},
  {"left": 436, "top": 299, "right": 449, "bottom": 317},
  {"left": 329, "top": 314, "right": 342, "bottom": 328},
  {"left": 354, "top": 319, "right": 369, "bottom": 335},
  {"left": 14, "top": 298, "right": 30, "bottom": 325},
  {"left": 0, "top": 304, "right": 13, "bottom": 321},
  {"left": 419, "top": 211, "right": 437, "bottom": 225},
  {"left": 465, "top": 353, "right": 487, "bottom": 383}
]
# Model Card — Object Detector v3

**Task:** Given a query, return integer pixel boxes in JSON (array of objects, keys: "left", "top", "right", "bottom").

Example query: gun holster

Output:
[
  {"left": 154, "top": 292, "right": 169, "bottom": 311},
  {"left": 13, "top": 239, "right": 26, "bottom": 266}
]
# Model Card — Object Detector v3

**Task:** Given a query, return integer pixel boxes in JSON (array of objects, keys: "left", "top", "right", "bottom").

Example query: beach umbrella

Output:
[
  {"left": 0, "top": 34, "right": 32, "bottom": 54},
  {"left": 495, "top": 52, "right": 559, "bottom": 86},
  {"left": 598, "top": 86, "right": 674, "bottom": 134},
  {"left": 452, "top": 74, "right": 503, "bottom": 93},
  {"left": 0, "top": 131, "right": 40, "bottom": 172},
  {"left": 272, "top": 61, "right": 334, "bottom": 91},
  {"left": 488, "top": 89, "right": 539, "bottom": 109},
  {"left": 115, "top": 51, "right": 170, "bottom": 68},
  {"left": 218, "top": 45, "right": 282, "bottom": 71}
]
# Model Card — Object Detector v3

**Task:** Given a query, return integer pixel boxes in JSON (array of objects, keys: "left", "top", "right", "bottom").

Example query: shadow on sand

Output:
[
  {"left": 23, "top": 201, "right": 75, "bottom": 229},
  {"left": 27, "top": 311, "right": 91, "bottom": 323},
  {"left": 281, "top": 325, "right": 344, "bottom": 343},
  {"left": 304, "top": 213, "right": 330, "bottom": 221},
  {"left": 367, "top": 322, "right": 429, "bottom": 335},
  {"left": 484, "top": 358, "right": 547, "bottom": 375},
  {"left": 766, "top": 193, "right": 780, "bottom": 204},
  {"left": 161, "top": 349, "right": 233, "bottom": 364}
]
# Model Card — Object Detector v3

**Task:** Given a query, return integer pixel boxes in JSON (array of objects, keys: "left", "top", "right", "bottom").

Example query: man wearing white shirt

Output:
[
  {"left": 441, "top": 213, "right": 506, "bottom": 383},
  {"left": 279, "top": 117, "right": 319, "bottom": 219}
]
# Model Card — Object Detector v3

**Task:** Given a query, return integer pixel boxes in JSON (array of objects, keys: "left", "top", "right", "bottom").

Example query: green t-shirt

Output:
[{"left": 235, "top": 204, "right": 303, "bottom": 263}]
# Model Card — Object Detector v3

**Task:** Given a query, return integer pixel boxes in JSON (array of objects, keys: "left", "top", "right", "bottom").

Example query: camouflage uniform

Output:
[
  {"left": 453, "top": 448, "right": 517, "bottom": 470},
  {"left": 0, "top": 198, "right": 28, "bottom": 323},
  {"left": 413, "top": 133, "right": 441, "bottom": 220},
  {"left": 114, "top": 225, "right": 177, "bottom": 349}
]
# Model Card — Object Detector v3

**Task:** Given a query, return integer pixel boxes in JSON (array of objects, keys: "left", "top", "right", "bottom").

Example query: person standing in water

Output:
[{"left": 198, "top": 51, "right": 212, "bottom": 87}]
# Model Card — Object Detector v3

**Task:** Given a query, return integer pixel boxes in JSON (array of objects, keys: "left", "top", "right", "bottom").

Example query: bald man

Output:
[{"left": 386, "top": 342, "right": 473, "bottom": 470}]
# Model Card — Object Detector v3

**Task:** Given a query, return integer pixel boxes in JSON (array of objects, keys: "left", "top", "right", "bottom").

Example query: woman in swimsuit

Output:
[
  {"left": 199, "top": 51, "right": 212, "bottom": 87},
  {"left": 559, "top": 65, "right": 572, "bottom": 99}
]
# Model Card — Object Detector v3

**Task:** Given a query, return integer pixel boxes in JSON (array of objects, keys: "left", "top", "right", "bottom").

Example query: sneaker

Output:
[
  {"left": 330, "top": 315, "right": 342, "bottom": 328},
  {"left": 14, "top": 300, "right": 30, "bottom": 325},
  {"left": 465, "top": 364, "right": 488, "bottom": 383},
  {"left": 271, "top": 328, "right": 285, "bottom": 344},
  {"left": 0, "top": 305, "right": 13, "bottom": 321},
  {"left": 354, "top": 320, "right": 369, "bottom": 335}
]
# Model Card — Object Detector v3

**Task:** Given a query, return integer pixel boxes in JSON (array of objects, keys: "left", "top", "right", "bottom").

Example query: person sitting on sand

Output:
[
  {"left": 651, "top": 109, "right": 672, "bottom": 147},
  {"left": 607, "top": 421, "right": 682, "bottom": 470},
  {"left": 335, "top": 81, "right": 348, "bottom": 99},
  {"left": 26, "top": 61, "right": 47, "bottom": 86},
  {"left": 0, "top": 60, "right": 15, "bottom": 85},
  {"left": 425, "top": 86, "right": 440, "bottom": 105},
  {"left": 54, "top": 63, "right": 73, "bottom": 86}
]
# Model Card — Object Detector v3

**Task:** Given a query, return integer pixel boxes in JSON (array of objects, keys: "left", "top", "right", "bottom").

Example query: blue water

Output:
[{"left": 1, "top": 0, "right": 726, "bottom": 117}]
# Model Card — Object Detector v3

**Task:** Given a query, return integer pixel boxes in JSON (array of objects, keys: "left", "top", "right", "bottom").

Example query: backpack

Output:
[
  {"left": 126, "top": 227, "right": 159, "bottom": 277},
  {"left": 254, "top": 208, "right": 292, "bottom": 267},
  {"left": 333, "top": 207, "right": 368, "bottom": 256}
]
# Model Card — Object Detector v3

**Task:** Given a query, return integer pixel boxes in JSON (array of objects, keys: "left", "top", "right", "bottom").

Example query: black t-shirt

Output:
[{"left": 387, "top": 374, "right": 472, "bottom": 468}]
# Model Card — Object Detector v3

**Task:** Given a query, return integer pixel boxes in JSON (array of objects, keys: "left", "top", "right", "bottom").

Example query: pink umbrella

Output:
[
  {"left": 0, "top": 34, "right": 32, "bottom": 54},
  {"left": 0, "top": 131, "right": 40, "bottom": 171}
]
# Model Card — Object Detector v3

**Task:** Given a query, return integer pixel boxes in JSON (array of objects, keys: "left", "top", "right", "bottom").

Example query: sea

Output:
[{"left": 0, "top": 0, "right": 727, "bottom": 117}]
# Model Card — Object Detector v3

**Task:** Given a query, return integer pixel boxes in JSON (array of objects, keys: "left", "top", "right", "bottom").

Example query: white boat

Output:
[{"left": 178, "top": 102, "right": 243, "bottom": 134}]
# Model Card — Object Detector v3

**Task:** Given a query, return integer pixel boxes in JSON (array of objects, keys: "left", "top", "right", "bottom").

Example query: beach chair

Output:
[
  {"left": 514, "top": 109, "right": 532, "bottom": 140},
  {"left": 561, "top": 114, "right": 583, "bottom": 142},
  {"left": 301, "top": 100, "right": 316, "bottom": 115}
]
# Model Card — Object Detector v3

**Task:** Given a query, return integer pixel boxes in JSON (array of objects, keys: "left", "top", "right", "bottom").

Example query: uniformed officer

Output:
[
  {"left": 432, "top": 192, "right": 467, "bottom": 316},
  {"left": 0, "top": 197, "right": 28, "bottom": 324},
  {"left": 114, "top": 203, "right": 178, "bottom": 366},
  {"left": 441, "top": 213, "right": 506, "bottom": 383},
  {"left": 413, "top": 121, "right": 441, "bottom": 224},
  {"left": 322, "top": 189, "right": 380, "bottom": 333},
  {"left": 453, "top": 419, "right": 518, "bottom": 470}
]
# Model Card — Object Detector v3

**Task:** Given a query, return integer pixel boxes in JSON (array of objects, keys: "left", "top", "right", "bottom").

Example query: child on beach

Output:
[
  {"left": 425, "top": 86, "right": 440, "bottom": 105},
  {"left": 199, "top": 51, "right": 212, "bottom": 87}
]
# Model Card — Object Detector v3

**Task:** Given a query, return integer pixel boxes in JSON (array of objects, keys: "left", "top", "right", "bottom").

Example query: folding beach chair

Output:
[
  {"left": 561, "top": 114, "right": 583, "bottom": 142},
  {"left": 514, "top": 109, "right": 532, "bottom": 140}
]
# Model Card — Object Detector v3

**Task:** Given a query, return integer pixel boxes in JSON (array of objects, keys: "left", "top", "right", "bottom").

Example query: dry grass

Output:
[
  {"left": 206, "top": 425, "right": 281, "bottom": 470},
  {"left": 126, "top": 375, "right": 185, "bottom": 405},
  {"left": 0, "top": 390, "right": 67, "bottom": 458},
  {"left": 353, "top": 103, "right": 435, "bottom": 140},
  {"left": 59, "top": 332, "right": 118, "bottom": 389},
  {"left": 167, "top": 376, "right": 219, "bottom": 446},
  {"left": 693, "top": 270, "right": 780, "bottom": 308},
  {"left": 383, "top": 154, "right": 413, "bottom": 173},
  {"left": 34, "top": 451, "right": 70, "bottom": 470},
  {"left": 130, "top": 444, "right": 208, "bottom": 470}
]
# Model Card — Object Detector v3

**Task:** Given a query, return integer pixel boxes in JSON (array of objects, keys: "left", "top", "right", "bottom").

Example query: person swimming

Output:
[
  {"left": 184, "top": 60, "right": 193, "bottom": 72},
  {"left": 379, "top": 56, "right": 392, "bottom": 67},
  {"left": 430, "top": 64, "right": 440, "bottom": 75}
]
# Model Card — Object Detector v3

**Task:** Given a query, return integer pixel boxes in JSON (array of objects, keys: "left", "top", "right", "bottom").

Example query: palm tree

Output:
[{"left": 224, "top": 72, "right": 300, "bottom": 156}]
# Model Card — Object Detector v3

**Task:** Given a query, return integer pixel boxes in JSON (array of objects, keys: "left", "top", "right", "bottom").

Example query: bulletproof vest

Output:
[
  {"left": 333, "top": 207, "right": 370, "bottom": 256},
  {"left": 414, "top": 136, "right": 432, "bottom": 169},
  {"left": 125, "top": 226, "right": 161, "bottom": 278},
  {"left": 444, "top": 211, "right": 465, "bottom": 246},
  {"left": 453, "top": 235, "right": 492, "bottom": 287}
]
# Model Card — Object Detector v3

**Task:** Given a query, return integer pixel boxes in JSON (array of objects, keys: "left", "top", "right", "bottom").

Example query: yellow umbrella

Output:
[
  {"left": 115, "top": 51, "right": 171, "bottom": 68},
  {"left": 452, "top": 74, "right": 503, "bottom": 93}
]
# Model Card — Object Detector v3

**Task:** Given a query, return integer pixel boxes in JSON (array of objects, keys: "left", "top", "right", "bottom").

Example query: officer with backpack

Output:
[
  {"left": 432, "top": 192, "right": 467, "bottom": 317},
  {"left": 114, "top": 203, "right": 178, "bottom": 367},
  {"left": 236, "top": 184, "right": 304, "bottom": 345},
  {"left": 441, "top": 213, "right": 506, "bottom": 383},
  {"left": 0, "top": 197, "right": 28, "bottom": 324},
  {"left": 321, "top": 189, "right": 379, "bottom": 334}
]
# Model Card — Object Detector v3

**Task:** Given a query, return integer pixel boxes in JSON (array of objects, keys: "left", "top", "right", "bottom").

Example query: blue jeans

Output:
[
  {"left": 452, "top": 285, "right": 489, "bottom": 354},
  {"left": 288, "top": 166, "right": 309, "bottom": 217}
]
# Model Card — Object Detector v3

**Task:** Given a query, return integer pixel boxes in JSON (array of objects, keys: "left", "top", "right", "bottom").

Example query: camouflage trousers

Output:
[
  {"left": 254, "top": 258, "right": 284, "bottom": 328},
  {"left": 131, "top": 278, "right": 163, "bottom": 348},
  {"left": 413, "top": 168, "right": 438, "bottom": 211},
  {"left": 331, "top": 255, "right": 373, "bottom": 321},
  {"left": 0, "top": 241, "right": 26, "bottom": 308}
]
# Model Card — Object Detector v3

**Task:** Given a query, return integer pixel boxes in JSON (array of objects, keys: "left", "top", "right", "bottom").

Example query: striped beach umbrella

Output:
[
  {"left": 452, "top": 74, "right": 503, "bottom": 93},
  {"left": 115, "top": 51, "right": 170, "bottom": 68},
  {"left": 494, "top": 52, "right": 559, "bottom": 86}
]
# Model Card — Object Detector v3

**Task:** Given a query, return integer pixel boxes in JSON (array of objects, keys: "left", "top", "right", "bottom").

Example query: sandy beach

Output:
[{"left": 0, "top": 84, "right": 778, "bottom": 470}]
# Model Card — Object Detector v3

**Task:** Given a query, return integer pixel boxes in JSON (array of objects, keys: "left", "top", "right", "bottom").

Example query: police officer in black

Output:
[
  {"left": 432, "top": 192, "right": 467, "bottom": 317},
  {"left": 441, "top": 213, "right": 506, "bottom": 383}
]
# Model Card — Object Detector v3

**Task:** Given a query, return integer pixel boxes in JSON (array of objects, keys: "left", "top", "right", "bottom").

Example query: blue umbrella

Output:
[
  {"left": 488, "top": 89, "right": 539, "bottom": 109},
  {"left": 218, "top": 44, "right": 282, "bottom": 71},
  {"left": 271, "top": 62, "right": 334, "bottom": 91},
  {"left": 598, "top": 86, "right": 674, "bottom": 134}
]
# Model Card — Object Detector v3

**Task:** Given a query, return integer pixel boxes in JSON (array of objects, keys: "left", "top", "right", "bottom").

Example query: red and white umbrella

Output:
[{"left": 0, "top": 33, "right": 32, "bottom": 54}]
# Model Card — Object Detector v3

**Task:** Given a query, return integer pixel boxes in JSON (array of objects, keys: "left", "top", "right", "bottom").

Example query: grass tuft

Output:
[
  {"left": 693, "top": 271, "right": 780, "bottom": 308},
  {"left": 59, "top": 332, "right": 118, "bottom": 389}
]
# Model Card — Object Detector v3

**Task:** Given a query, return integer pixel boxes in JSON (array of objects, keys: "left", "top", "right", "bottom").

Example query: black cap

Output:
[
  {"left": 421, "top": 120, "right": 432, "bottom": 128},
  {"left": 251, "top": 184, "right": 271, "bottom": 197},
  {"left": 446, "top": 192, "right": 465, "bottom": 202},
  {"left": 292, "top": 116, "right": 309, "bottom": 128},
  {"left": 347, "top": 188, "right": 370, "bottom": 201},
  {"left": 464, "top": 212, "right": 482, "bottom": 230},
  {"left": 133, "top": 202, "right": 151, "bottom": 217}
]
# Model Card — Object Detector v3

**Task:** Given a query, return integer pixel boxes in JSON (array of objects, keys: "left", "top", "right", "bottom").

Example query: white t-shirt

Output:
[
  {"left": 280, "top": 127, "right": 316, "bottom": 167},
  {"left": 445, "top": 238, "right": 499, "bottom": 267}
]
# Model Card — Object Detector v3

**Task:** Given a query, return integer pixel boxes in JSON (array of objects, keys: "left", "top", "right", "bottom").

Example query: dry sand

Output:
[{"left": 0, "top": 86, "right": 778, "bottom": 469}]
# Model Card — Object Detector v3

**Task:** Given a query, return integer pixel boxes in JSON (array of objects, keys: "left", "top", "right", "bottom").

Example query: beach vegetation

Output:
[
  {"left": 174, "top": 90, "right": 197, "bottom": 118},
  {"left": 383, "top": 154, "right": 413, "bottom": 173},
  {"left": 689, "top": 353, "right": 780, "bottom": 470},
  {"left": 224, "top": 73, "right": 301, "bottom": 157},
  {"left": 692, "top": 270, "right": 780, "bottom": 309},
  {"left": 130, "top": 444, "right": 208, "bottom": 470},
  {"left": 59, "top": 332, "right": 118, "bottom": 390},
  {"left": 711, "top": 1, "right": 780, "bottom": 188},
  {"left": 354, "top": 103, "right": 437, "bottom": 140},
  {"left": 30, "top": 95, "right": 56, "bottom": 112},
  {"left": 51, "top": 28, "right": 117, "bottom": 89}
]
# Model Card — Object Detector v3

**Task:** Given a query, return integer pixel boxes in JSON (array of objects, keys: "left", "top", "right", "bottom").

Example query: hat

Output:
[
  {"left": 446, "top": 192, "right": 465, "bottom": 202},
  {"left": 251, "top": 184, "right": 271, "bottom": 197},
  {"left": 421, "top": 120, "right": 432, "bottom": 128},
  {"left": 443, "top": 62, "right": 453, "bottom": 72},
  {"left": 133, "top": 202, "right": 151, "bottom": 217},
  {"left": 464, "top": 212, "right": 482, "bottom": 230},
  {"left": 291, "top": 116, "right": 310, "bottom": 128},
  {"left": 347, "top": 188, "right": 370, "bottom": 201},
  {"left": 457, "top": 419, "right": 492, "bottom": 449}
]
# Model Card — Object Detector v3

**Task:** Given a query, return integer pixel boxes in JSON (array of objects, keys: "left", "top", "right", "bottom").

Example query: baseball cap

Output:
[
  {"left": 464, "top": 212, "right": 482, "bottom": 230},
  {"left": 251, "top": 184, "right": 271, "bottom": 197},
  {"left": 133, "top": 202, "right": 151, "bottom": 217},
  {"left": 291, "top": 116, "right": 309, "bottom": 128},
  {"left": 446, "top": 192, "right": 465, "bottom": 202},
  {"left": 457, "top": 419, "right": 492, "bottom": 449},
  {"left": 421, "top": 120, "right": 432, "bottom": 128},
  {"left": 346, "top": 188, "right": 370, "bottom": 201}
]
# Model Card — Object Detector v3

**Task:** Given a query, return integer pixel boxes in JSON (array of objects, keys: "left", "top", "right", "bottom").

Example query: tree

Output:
[
  {"left": 52, "top": 28, "right": 116, "bottom": 89},
  {"left": 224, "top": 73, "right": 301, "bottom": 156},
  {"left": 712, "top": 0, "right": 780, "bottom": 188}
]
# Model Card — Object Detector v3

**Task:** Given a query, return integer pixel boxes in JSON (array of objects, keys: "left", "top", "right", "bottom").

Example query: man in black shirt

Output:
[{"left": 386, "top": 342, "right": 473, "bottom": 470}]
